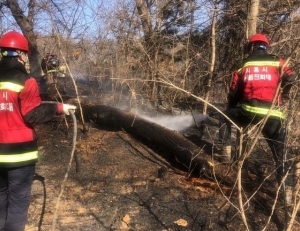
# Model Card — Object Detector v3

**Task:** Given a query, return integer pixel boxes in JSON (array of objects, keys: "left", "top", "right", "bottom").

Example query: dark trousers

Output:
[
  {"left": 0, "top": 164, "right": 35, "bottom": 231},
  {"left": 218, "top": 106, "right": 293, "bottom": 186}
]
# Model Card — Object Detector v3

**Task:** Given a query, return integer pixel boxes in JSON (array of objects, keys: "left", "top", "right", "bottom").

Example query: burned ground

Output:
[{"left": 25, "top": 78, "right": 300, "bottom": 231}]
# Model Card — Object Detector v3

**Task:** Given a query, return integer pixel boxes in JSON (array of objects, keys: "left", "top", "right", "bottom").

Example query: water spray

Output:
[{"left": 142, "top": 113, "right": 209, "bottom": 131}]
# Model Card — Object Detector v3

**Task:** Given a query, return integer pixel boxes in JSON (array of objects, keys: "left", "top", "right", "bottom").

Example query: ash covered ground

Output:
[{"left": 25, "top": 77, "right": 299, "bottom": 231}]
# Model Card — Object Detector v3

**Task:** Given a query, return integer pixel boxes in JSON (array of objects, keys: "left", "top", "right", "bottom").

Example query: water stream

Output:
[{"left": 142, "top": 113, "right": 209, "bottom": 131}]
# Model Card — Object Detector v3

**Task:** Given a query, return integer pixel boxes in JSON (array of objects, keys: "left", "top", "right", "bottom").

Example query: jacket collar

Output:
[
  {"left": 0, "top": 57, "right": 28, "bottom": 74},
  {"left": 249, "top": 49, "right": 268, "bottom": 56}
]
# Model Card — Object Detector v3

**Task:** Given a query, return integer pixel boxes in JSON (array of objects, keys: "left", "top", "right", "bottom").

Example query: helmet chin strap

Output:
[
  {"left": 249, "top": 44, "right": 254, "bottom": 53},
  {"left": 245, "top": 43, "right": 254, "bottom": 54}
]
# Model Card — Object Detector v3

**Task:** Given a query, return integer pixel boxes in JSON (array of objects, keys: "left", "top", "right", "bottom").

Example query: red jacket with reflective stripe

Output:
[
  {"left": 0, "top": 57, "right": 62, "bottom": 168},
  {"left": 228, "top": 50, "right": 294, "bottom": 108}
]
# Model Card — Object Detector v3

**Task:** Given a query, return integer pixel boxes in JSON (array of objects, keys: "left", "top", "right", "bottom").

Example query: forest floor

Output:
[{"left": 24, "top": 77, "right": 300, "bottom": 231}]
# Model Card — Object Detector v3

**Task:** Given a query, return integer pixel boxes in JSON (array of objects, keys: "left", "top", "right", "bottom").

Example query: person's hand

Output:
[{"left": 63, "top": 104, "right": 77, "bottom": 115}]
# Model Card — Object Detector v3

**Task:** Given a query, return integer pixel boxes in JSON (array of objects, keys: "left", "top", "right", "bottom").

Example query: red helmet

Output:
[
  {"left": 0, "top": 31, "right": 29, "bottom": 52},
  {"left": 249, "top": 34, "right": 269, "bottom": 46}
]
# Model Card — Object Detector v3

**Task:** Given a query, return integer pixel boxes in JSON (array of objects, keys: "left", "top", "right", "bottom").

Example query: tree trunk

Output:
[
  {"left": 135, "top": 0, "right": 152, "bottom": 37},
  {"left": 203, "top": 1, "right": 217, "bottom": 115},
  {"left": 6, "top": 0, "right": 42, "bottom": 76},
  {"left": 81, "top": 104, "right": 238, "bottom": 186},
  {"left": 247, "top": 0, "right": 260, "bottom": 38}
]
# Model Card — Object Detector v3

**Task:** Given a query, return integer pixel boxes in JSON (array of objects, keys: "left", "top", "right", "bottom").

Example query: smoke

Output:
[{"left": 142, "top": 113, "right": 209, "bottom": 131}]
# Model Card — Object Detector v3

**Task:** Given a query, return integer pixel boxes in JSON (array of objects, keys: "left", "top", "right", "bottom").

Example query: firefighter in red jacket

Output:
[
  {"left": 215, "top": 33, "right": 295, "bottom": 193},
  {"left": 0, "top": 31, "right": 76, "bottom": 231}
]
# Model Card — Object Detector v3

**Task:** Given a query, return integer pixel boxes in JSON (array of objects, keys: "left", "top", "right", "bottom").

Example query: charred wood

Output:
[{"left": 81, "top": 104, "right": 239, "bottom": 186}]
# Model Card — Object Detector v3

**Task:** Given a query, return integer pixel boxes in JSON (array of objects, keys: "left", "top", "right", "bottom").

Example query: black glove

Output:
[
  {"left": 281, "top": 84, "right": 292, "bottom": 101},
  {"left": 282, "top": 93, "right": 290, "bottom": 105},
  {"left": 283, "top": 94, "right": 289, "bottom": 100}
]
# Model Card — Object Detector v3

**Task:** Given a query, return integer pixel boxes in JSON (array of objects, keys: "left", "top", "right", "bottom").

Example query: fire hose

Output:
[
  {"left": 40, "top": 101, "right": 79, "bottom": 171},
  {"left": 51, "top": 109, "right": 78, "bottom": 231},
  {"left": 34, "top": 101, "right": 78, "bottom": 231}
]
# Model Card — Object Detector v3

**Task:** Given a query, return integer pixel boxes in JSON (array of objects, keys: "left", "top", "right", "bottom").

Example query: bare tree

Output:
[
  {"left": 247, "top": 0, "right": 260, "bottom": 38},
  {"left": 4, "top": 0, "right": 41, "bottom": 76},
  {"left": 202, "top": 0, "right": 217, "bottom": 114}
]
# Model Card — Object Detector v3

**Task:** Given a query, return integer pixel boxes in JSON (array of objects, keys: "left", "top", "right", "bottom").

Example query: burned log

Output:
[{"left": 81, "top": 104, "right": 238, "bottom": 186}]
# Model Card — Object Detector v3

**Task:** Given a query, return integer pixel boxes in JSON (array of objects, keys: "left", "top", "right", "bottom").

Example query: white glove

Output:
[{"left": 63, "top": 104, "right": 77, "bottom": 115}]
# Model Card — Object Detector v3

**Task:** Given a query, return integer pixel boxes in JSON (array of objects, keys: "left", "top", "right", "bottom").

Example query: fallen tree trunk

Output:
[{"left": 81, "top": 104, "right": 238, "bottom": 186}]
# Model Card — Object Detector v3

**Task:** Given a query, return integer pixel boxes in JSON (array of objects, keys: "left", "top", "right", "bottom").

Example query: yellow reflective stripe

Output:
[
  {"left": 0, "top": 82, "right": 24, "bottom": 92},
  {"left": 47, "top": 70, "right": 57, "bottom": 73},
  {"left": 238, "top": 61, "right": 280, "bottom": 72},
  {"left": 0, "top": 151, "right": 38, "bottom": 163},
  {"left": 242, "top": 104, "right": 284, "bottom": 118}
]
